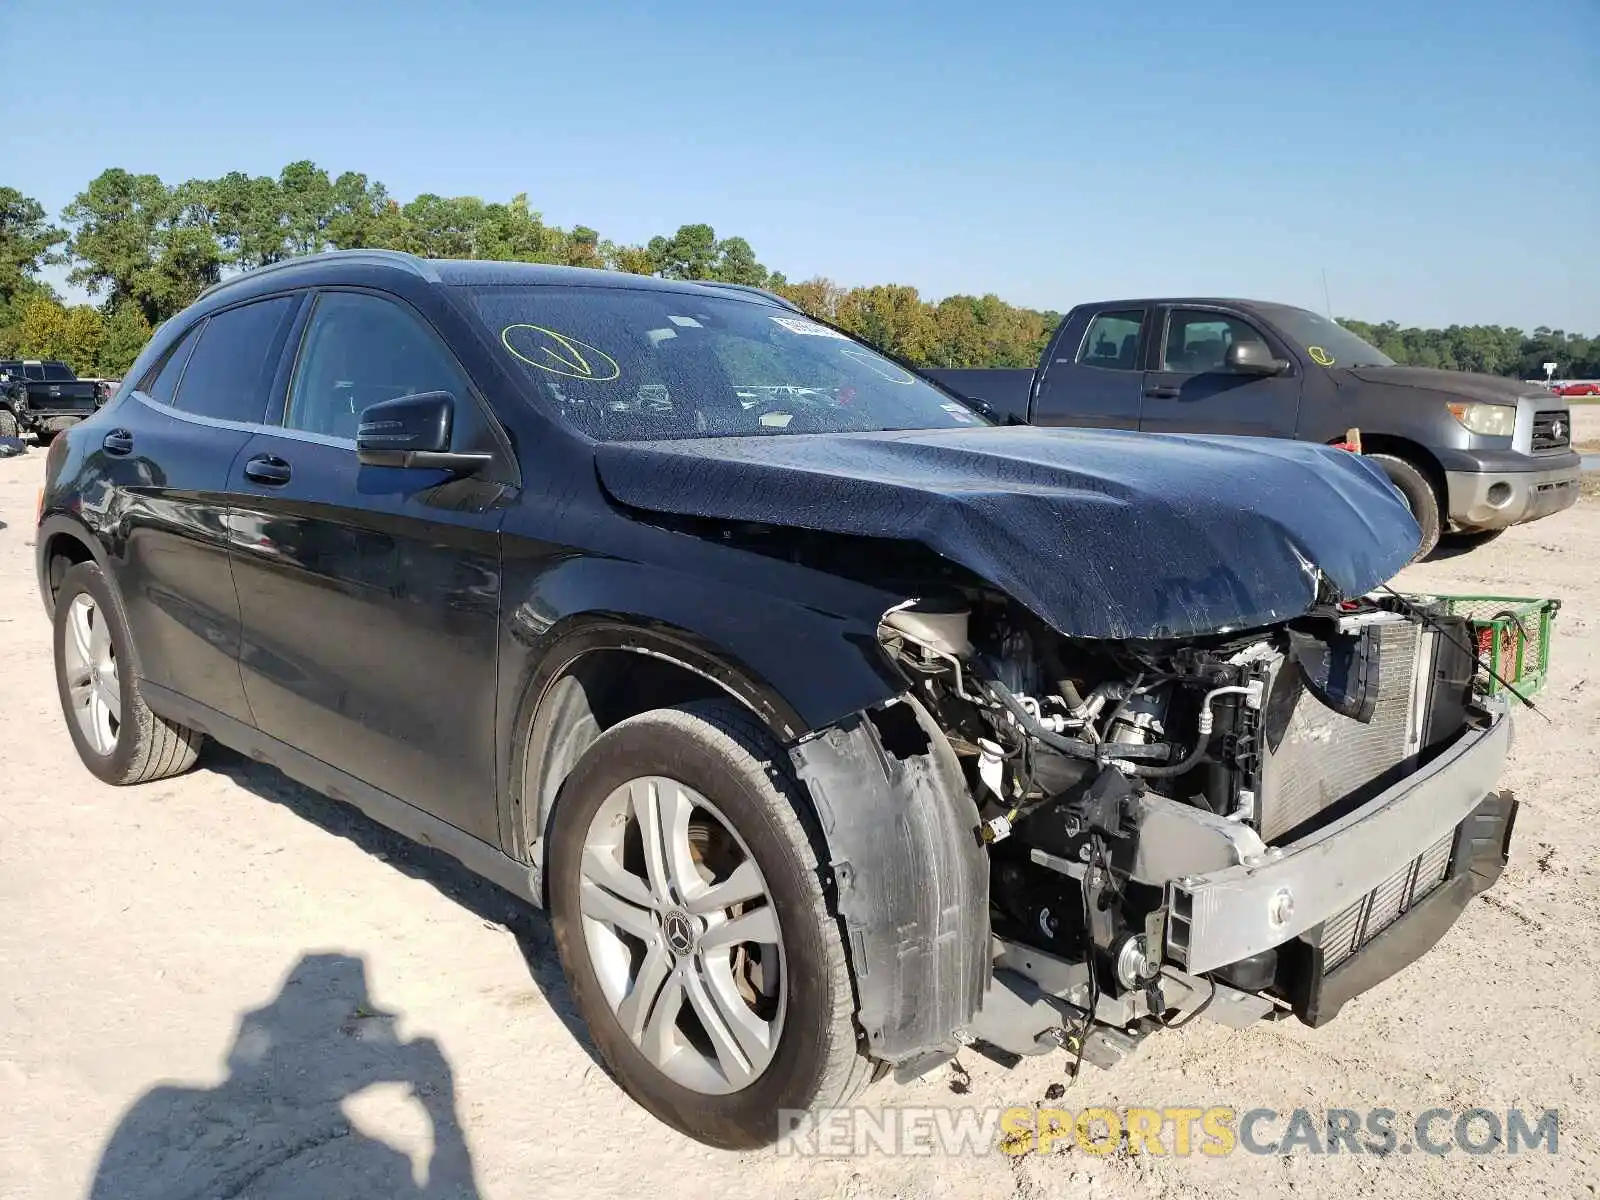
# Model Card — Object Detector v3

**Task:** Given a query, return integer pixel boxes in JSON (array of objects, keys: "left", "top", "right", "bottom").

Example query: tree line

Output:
[{"left": 2, "top": 165, "right": 1596, "bottom": 382}]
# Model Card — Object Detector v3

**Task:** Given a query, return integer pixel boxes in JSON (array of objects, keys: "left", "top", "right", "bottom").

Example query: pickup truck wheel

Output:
[
  {"left": 0, "top": 409, "right": 17, "bottom": 440},
  {"left": 52, "top": 562, "right": 204, "bottom": 785},
  {"left": 1367, "top": 452, "right": 1441, "bottom": 561},
  {"left": 547, "top": 699, "right": 875, "bottom": 1148},
  {"left": 33, "top": 428, "right": 57, "bottom": 447}
]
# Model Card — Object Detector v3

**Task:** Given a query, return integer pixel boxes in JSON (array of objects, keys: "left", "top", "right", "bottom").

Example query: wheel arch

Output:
[
  {"left": 1346, "top": 434, "right": 1447, "bottom": 510},
  {"left": 36, "top": 514, "right": 106, "bottom": 622}
]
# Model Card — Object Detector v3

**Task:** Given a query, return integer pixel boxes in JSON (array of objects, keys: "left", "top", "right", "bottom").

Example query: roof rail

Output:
[
  {"left": 697, "top": 281, "right": 801, "bottom": 312},
  {"left": 195, "top": 249, "right": 440, "bottom": 303}
]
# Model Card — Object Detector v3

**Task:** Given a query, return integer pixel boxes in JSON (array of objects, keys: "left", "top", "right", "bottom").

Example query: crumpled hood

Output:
[
  {"left": 595, "top": 426, "right": 1420, "bottom": 640},
  {"left": 1345, "top": 365, "right": 1537, "bottom": 404}
]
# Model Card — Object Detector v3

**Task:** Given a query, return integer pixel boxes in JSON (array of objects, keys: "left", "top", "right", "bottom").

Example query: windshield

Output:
[
  {"left": 463, "top": 285, "right": 989, "bottom": 441},
  {"left": 1257, "top": 305, "right": 1394, "bottom": 368}
]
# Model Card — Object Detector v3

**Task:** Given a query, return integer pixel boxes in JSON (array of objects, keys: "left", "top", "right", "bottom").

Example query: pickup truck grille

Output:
[
  {"left": 1532, "top": 410, "right": 1571, "bottom": 452},
  {"left": 1318, "top": 831, "right": 1453, "bottom": 970},
  {"left": 1255, "top": 618, "right": 1426, "bottom": 842}
]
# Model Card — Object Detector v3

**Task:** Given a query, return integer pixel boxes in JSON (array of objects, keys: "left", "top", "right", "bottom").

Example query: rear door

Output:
[
  {"left": 1029, "top": 307, "right": 1150, "bottom": 429},
  {"left": 1138, "top": 307, "right": 1302, "bottom": 437},
  {"left": 102, "top": 295, "right": 303, "bottom": 723},
  {"left": 226, "top": 288, "right": 511, "bottom": 843}
]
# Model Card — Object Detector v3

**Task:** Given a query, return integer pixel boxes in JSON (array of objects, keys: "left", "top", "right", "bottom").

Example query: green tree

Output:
[
  {"left": 833, "top": 284, "right": 935, "bottom": 361},
  {"left": 9, "top": 296, "right": 107, "bottom": 372},
  {"left": 98, "top": 303, "right": 154, "bottom": 376},
  {"left": 63, "top": 169, "right": 221, "bottom": 325},
  {"left": 0, "top": 187, "right": 67, "bottom": 308}
]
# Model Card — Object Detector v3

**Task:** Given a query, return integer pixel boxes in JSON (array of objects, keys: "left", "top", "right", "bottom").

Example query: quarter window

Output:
[
  {"left": 285, "top": 292, "right": 476, "bottom": 443},
  {"left": 1161, "top": 310, "right": 1268, "bottom": 374},
  {"left": 138, "top": 324, "right": 204, "bottom": 406},
  {"left": 172, "top": 297, "right": 298, "bottom": 423},
  {"left": 1077, "top": 310, "right": 1144, "bottom": 371}
]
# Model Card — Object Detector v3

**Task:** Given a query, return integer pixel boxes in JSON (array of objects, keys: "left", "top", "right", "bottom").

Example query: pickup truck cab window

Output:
[
  {"left": 1160, "top": 309, "right": 1268, "bottom": 374},
  {"left": 172, "top": 297, "right": 299, "bottom": 425},
  {"left": 1076, "top": 309, "right": 1144, "bottom": 370},
  {"left": 286, "top": 290, "right": 481, "bottom": 445}
]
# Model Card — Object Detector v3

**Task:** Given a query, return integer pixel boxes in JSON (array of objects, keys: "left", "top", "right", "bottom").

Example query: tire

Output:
[
  {"left": 53, "top": 561, "right": 204, "bottom": 785},
  {"left": 546, "top": 699, "right": 875, "bottom": 1148},
  {"left": 1368, "top": 452, "right": 1442, "bottom": 561},
  {"left": 34, "top": 427, "right": 57, "bottom": 447},
  {"left": 0, "top": 408, "right": 18, "bottom": 440}
]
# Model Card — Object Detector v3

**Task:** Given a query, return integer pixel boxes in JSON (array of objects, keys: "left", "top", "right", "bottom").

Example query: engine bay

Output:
[{"left": 876, "top": 587, "right": 1482, "bottom": 1015}]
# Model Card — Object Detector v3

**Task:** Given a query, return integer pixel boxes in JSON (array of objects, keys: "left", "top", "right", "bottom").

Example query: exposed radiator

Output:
[
  {"left": 1255, "top": 616, "right": 1433, "bottom": 842},
  {"left": 1318, "top": 831, "right": 1454, "bottom": 970}
]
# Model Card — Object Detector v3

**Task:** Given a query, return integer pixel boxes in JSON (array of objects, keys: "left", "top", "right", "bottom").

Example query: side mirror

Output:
[
  {"left": 356, "top": 391, "right": 491, "bottom": 474},
  {"left": 1226, "top": 340, "right": 1288, "bottom": 376}
]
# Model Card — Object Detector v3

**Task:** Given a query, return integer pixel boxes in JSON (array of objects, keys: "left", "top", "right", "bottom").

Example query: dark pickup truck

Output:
[
  {"left": 0, "top": 360, "right": 106, "bottom": 444},
  {"left": 928, "top": 298, "right": 1583, "bottom": 557}
]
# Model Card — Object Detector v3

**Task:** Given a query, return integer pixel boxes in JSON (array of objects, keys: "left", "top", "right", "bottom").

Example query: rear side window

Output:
[
  {"left": 172, "top": 297, "right": 297, "bottom": 424},
  {"left": 1077, "top": 310, "right": 1144, "bottom": 371},
  {"left": 41, "top": 363, "right": 74, "bottom": 381},
  {"left": 139, "top": 324, "right": 204, "bottom": 405}
]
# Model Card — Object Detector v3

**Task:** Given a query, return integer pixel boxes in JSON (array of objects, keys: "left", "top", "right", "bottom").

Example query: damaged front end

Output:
[{"left": 807, "top": 584, "right": 1517, "bottom": 1076}]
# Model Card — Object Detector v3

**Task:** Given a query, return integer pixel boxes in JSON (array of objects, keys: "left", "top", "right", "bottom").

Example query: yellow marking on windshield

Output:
[
  {"left": 501, "top": 324, "right": 621, "bottom": 381},
  {"left": 1308, "top": 345, "right": 1335, "bottom": 367}
]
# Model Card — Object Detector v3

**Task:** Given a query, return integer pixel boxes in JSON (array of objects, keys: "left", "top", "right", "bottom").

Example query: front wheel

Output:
[
  {"left": 52, "top": 562, "right": 204, "bottom": 785},
  {"left": 1368, "top": 452, "right": 1442, "bottom": 562},
  {"left": 0, "top": 408, "right": 18, "bottom": 440},
  {"left": 546, "top": 700, "right": 876, "bottom": 1148}
]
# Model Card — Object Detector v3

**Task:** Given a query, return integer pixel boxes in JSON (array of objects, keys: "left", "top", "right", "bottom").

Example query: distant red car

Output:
[{"left": 1555, "top": 382, "right": 1600, "bottom": 397}]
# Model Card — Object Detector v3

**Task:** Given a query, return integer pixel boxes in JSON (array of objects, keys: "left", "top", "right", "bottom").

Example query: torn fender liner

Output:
[
  {"left": 791, "top": 698, "right": 989, "bottom": 1062},
  {"left": 595, "top": 425, "right": 1419, "bottom": 639}
]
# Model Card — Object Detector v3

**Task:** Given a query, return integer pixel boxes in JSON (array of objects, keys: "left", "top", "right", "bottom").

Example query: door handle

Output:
[
  {"left": 243, "top": 454, "right": 292, "bottom": 485},
  {"left": 1142, "top": 386, "right": 1181, "bottom": 399},
  {"left": 102, "top": 429, "right": 134, "bottom": 456}
]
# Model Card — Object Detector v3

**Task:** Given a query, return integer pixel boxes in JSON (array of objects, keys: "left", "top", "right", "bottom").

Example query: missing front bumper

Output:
[
  {"left": 1165, "top": 702, "right": 1511, "bottom": 974},
  {"left": 1275, "top": 789, "right": 1518, "bottom": 1025}
]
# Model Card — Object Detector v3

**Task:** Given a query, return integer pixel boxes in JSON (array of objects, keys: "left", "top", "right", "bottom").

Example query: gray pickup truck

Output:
[{"left": 928, "top": 299, "right": 1582, "bottom": 557}]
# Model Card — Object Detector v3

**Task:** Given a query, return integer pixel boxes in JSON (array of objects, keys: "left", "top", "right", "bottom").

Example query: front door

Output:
[
  {"left": 1138, "top": 307, "right": 1302, "bottom": 437},
  {"left": 227, "top": 289, "right": 512, "bottom": 843}
]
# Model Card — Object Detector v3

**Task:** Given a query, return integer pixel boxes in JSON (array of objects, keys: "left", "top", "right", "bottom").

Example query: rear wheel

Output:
[
  {"left": 1368, "top": 452, "right": 1441, "bottom": 561},
  {"left": 52, "top": 562, "right": 204, "bottom": 785},
  {"left": 546, "top": 699, "right": 875, "bottom": 1148}
]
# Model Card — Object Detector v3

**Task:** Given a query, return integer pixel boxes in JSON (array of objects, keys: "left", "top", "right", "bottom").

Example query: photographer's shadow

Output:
[{"left": 91, "top": 953, "right": 479, "bottom": 1199}]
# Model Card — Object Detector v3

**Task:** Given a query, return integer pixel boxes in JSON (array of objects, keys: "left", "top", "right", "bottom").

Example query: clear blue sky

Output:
[{"left": 4, "top": 0, "right": 1597, "bottom": 331}]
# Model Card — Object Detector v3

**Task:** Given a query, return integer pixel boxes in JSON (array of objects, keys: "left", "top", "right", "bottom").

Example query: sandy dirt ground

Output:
[{"left": 1, "top": 445, "right": 1597, "bottom": 1199}]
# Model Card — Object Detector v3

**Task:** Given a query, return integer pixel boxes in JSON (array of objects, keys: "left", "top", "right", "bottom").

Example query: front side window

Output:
[
  {"left": 285, "top": 292, "right": 476, "bottom": 443},
  {"left": 463, "top": 286, "right": 989, "bottom": 441},
  {"left": 1076, "top": 310, "right": 1144, "bottom": 371},
  {"left": 23, "top": 363, "right": 45, "bottom": 382},
  {"left": 172, "top": 297, "right": 298, "bottom": 423},
  {"left": 1161, "top": 310, "right": 1268, "bottom": 374}
]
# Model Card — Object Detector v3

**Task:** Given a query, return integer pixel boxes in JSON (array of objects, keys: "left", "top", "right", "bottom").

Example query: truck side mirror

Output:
[{"left": 1226, "top": 340, "right": 1288, "bottom": 376}]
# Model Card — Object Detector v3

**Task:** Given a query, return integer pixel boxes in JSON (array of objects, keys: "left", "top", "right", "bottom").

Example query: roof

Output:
[
  {"left": 1077, "top": 297, "right": 1310, "bottom": 315},
  {"left": 197, "top": 249, "right": 793, "bottom": 308}
]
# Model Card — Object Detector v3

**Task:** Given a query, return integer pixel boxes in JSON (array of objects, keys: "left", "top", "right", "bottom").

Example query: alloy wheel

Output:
[{"left": 577, "top": 775, "right": 786, "bottom": 1095}]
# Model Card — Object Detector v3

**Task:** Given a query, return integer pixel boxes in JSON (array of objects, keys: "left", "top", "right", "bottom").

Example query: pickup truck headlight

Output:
[{"left": 1447, "top": 401, "right": 1516, "bottom": 436}]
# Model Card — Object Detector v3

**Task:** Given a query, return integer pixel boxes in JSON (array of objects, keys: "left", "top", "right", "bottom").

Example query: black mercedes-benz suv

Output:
[{"left": 35, "top": 250, "right": 1518, "bottom": 1148}]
